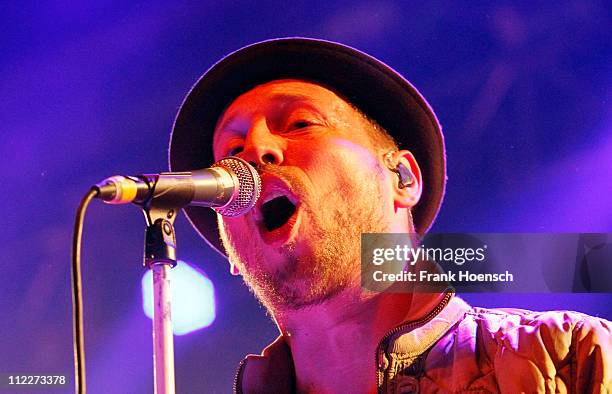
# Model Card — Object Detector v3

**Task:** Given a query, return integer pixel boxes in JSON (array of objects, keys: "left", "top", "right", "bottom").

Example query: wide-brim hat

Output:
[{"left": 169, "top": 37, "right": 446, "bottom": 258}]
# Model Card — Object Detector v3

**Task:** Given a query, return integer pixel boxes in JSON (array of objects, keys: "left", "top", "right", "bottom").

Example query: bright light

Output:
[{"left": 142, "top": 260, "right": 216, "bottom": 335}]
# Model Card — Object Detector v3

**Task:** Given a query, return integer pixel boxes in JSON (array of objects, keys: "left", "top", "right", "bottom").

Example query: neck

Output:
[{"left": 272, "top": 286, "right": 447, "bottom": 393}]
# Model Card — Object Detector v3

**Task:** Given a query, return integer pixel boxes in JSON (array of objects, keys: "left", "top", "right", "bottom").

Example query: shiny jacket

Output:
[{"left": 234, "top": 293, "right": 612, "bottom": 393}]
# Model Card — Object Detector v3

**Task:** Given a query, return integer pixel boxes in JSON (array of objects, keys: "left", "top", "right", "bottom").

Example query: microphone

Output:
[{"left": 94, "top": 157, "right": 261, "bottom": 217}]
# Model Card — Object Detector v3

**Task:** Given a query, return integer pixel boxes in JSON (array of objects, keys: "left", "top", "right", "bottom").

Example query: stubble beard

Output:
[{"left": 222, "top": 165, "right": 390, "bottom": 313}]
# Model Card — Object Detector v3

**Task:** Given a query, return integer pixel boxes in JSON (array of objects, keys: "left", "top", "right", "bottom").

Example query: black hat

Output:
[{"left": 169, "top": 37, "right": 446, "bottom": 258}]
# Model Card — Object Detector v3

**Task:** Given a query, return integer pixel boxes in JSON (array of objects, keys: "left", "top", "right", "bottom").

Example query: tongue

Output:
[{"left": 261, "top": 196, "right": 296, "bottom": 231}]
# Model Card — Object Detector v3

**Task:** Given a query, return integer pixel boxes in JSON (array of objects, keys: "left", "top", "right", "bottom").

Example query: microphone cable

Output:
[{"left": 71, "top": 188, "right": 98, "bottom": 394}]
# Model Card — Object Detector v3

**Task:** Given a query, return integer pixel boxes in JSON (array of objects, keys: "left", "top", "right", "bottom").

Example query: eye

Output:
[
  {"left": 291, "top": 120, "right": 311, "bottom": 129},
  {"left": 227, "top": 146, "right": 243, "bottom": 156}
]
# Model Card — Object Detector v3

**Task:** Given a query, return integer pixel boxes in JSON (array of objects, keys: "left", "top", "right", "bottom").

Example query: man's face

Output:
[{"left": 212, "top": 80, "right": 396, "bottom": 310}]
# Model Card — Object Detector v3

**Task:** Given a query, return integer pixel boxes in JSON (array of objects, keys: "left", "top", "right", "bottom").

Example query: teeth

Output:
[{"left": 262, "top": 189, "right": 287, "bottom": 204}]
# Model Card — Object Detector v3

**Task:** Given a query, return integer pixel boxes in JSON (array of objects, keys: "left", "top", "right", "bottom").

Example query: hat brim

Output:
[{"left": 169, "top": 37, "right": 446, "bottom": 258}]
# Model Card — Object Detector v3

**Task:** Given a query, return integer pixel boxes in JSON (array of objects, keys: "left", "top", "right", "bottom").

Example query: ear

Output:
[{"left": 385, "top": 150, "right": 422, "bottom": 210}]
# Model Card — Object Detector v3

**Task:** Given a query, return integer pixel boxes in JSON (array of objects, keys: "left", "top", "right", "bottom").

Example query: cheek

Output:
[
  {"left": 332, "top": 138, "right": 379, "bottom": 162},
  {"left": 289, "top": 138, "right": 385, "bottom": 210},
  {"left": 293, "top": 137, "right": 379, "bottom": 181},
  {"left": 291, "top": 134, "right": 373, "bottom": 161}
]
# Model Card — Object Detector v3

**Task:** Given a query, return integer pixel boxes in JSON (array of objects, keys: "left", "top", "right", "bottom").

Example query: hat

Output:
[{"left": 169, "top": 37, "right": 446, "bottom": 258}]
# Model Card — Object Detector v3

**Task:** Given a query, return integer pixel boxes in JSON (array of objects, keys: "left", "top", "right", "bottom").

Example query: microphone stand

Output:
[
  {"left": 89, "top": 157, "right": 259, "bottom": 393},
  {"left": 142, "top": 204, "right": 179, "bottom": 394}
]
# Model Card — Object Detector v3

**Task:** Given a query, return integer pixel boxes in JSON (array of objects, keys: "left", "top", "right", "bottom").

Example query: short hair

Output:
[{"left": 351, "top": 105, "right": 399, "bottom": 152}]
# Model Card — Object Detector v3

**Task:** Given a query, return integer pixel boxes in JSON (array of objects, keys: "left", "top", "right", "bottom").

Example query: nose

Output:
[{"left": 240, "top": 118, "right": 284, "bottom": 167}]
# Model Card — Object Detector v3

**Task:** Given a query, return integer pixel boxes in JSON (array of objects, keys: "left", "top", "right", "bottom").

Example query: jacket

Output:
[{"left": 234, "top": 292, "right": 612, "bottom": 393}]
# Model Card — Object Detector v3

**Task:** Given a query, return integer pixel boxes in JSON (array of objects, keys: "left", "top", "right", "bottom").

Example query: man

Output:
[{"left": 169, "top": 38, "right": 611, "bottom": 393}]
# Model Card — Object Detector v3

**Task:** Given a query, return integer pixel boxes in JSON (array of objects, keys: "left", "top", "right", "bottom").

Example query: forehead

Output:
[{"left": 214, "top": 79, "right": 352, "bottom": 129}]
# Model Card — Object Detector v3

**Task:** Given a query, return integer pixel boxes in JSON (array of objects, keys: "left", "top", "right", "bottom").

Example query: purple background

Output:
[{"left": 2, "top": 1, "right": 611, "bottom": 392}]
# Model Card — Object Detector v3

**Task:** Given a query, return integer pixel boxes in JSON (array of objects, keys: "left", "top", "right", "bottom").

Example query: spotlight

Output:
[{"left": 142, "top": 261, "right": 216, "bottom": 335}]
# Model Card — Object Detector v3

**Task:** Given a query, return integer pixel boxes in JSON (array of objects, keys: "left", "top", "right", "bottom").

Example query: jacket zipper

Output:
[
  {"left": 375, "top": 288, "right": 454, "bottom": 393},
  {"left": 233, "top": 358, "right": 246, "bottom": 394}
]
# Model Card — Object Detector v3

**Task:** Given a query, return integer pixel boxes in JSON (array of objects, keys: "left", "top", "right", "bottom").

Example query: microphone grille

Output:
[{"left": 212, "top": 157, "right": 261, "bottom": 217}]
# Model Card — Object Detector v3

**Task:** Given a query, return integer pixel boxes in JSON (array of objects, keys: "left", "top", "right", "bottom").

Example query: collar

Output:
[
  {"left": 385, "top": 295, "right": 470, "bottom": 356},
  {"left": 235, "top": 293, "right": 470, "bottom": 393}
]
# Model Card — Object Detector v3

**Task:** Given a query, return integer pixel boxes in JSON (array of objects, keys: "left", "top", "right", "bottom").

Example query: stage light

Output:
[{"left": 142, "top": 260, "right": 216, "bottom": 335}]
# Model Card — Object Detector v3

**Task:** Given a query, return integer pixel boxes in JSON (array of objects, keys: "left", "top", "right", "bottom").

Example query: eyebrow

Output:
[{"left": 217, "top": 93, "right": 318, "bottom": 131}]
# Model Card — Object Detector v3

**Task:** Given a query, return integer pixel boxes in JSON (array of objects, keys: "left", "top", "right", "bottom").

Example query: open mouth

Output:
[{"left": 261, "top": 195, "right": 297, "bottom": 232}]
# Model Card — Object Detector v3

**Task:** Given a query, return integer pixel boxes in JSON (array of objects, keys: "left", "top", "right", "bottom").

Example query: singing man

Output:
[{"left": 169, "top": 38, "right": 611, "bottom": 393}]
